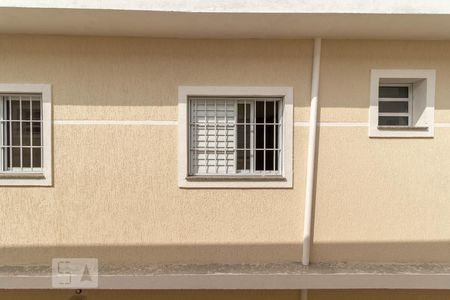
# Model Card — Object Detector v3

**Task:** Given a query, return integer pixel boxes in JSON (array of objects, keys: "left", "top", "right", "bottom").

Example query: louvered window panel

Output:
[
  {"left": 378, "top": 84, "right": 412, "bottom": 127},
  {"left": 189, "top": 96, "right": 282, "bottom": 176}
]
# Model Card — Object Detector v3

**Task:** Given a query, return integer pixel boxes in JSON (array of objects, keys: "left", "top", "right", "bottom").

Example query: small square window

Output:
[
  {"left": 377, "top": 84, "right": 412, "bottom": 127},
  {"left": 0, "top": 84, "right": 52, "bottom": 186},
  {"left": 179, "top": 87, "right": 293, "bottom": 188},
  {"left": 369, "top": 70, "right": 435, "bottom": 138}
]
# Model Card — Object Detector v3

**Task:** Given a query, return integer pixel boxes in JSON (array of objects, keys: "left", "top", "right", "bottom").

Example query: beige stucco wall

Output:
[
  {"left": 0, "top": 36, "right": 450, "bottom": 265},
  {"left": 0, "top": 36, "right": 310, "bottom": 265},
  {"left": 1, "top": 290, "right": 450, "bottom": 300},
  {"left": 312, "top": 40, "right": 450, "bottom": 262}
]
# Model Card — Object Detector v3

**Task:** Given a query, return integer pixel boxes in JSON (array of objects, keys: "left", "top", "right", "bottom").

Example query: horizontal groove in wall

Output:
[{"left": 54, "top": 120, "right": 178, "bottom": 125}]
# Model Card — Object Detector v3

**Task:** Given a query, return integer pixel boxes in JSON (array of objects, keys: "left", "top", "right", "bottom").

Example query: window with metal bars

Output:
[
  {"left": 0, "top": 94, "right": 43, "bottom": 173},
  {"left": 189, "top": 97, "right": 282, "bottom": 176}
]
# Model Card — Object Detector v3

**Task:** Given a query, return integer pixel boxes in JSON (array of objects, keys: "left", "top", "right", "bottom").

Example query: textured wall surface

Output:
[
  {"left": 312, "top": 40, "right": 450, "bottom": 262},
  {"left": 0, "top": 36, "right": 310, "bottom": 265},
  {"left": 0, "top": 36, "right": 450, "bottom": 265}
]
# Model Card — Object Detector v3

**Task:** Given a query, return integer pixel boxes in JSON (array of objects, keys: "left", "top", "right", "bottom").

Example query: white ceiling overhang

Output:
[{"left": 2, "top": 1, "right": 450, "bottom": 39}]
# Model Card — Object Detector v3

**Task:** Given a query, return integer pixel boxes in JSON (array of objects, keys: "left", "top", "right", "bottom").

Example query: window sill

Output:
[
  {"left": 377, "top": 125, "right": 429, "bottom": 130},
  {"left": 370, "top": 124, "right": 434, "bottom": 138},
  {"left": 180, "top": 174, "right": 291, "bottom": 188},
  {"left": 186, "top": 175, "right": 286, "bottom": 182},
  {"left": 0, "top": 172, "right": 45, "bottom": 179}
]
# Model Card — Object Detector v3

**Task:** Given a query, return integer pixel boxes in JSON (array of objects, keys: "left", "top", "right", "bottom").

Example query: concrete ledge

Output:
[{"left": 1, "top": 262, "right": 449, "bottom": 290}]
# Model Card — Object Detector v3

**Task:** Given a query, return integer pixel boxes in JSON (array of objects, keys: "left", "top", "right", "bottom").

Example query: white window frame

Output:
[
  {"left": 369, "top": 69, "right": 435, "bottom": 138},
  {"left": 178, "top": 86, "right": 293, "bottom": 188},
  {"left": 0, "top": 84, "right": 52, "bottom": 186}
]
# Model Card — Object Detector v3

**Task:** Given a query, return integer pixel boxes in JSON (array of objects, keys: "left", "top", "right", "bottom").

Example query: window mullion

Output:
[
  {"left": 233, "top": 101, "right": 237, "bottom": 174},
  {"left": 263, "top": 99, "right": 266, "bottom": 172},
  {"left": 279, "top": 100, "right": 283, "bottom": 175},
  {"left": 224, "top": 99, "right": 228, "bottom": 174},
  {"left": 30, "top": 97, "right": 33, "bottom": 172},
  {"left": 250, "top": 101, "right": 254, "bottom": 174},
  {"left": 204, "top": 99, "right": 207, "bottom": 174},
  {"left": 19, "top": 96, "right": 23, "bottom": 172},
  {"left": 189, "top": 100, "right": 193, "bottom": 175},
  {"left": 0, "top": 96, "right": 3, "bottom": 172},
  {"left": 8, "top": 97, "right": 12, "bottom": 171},
  {"left": 39, "top": 98, "right": 43, "bottom": 169},
  {"left": 214, "top": 100, "right": 217, "bottom": 174},
  {"left": 244, "top": 99, "right": 246, "bottom": 173},
  {"left": 273, "top": 101, "right": 276, "bottom": 172},
  {"left": 409, "top": 84, "right": 413, "bottom": 127}
]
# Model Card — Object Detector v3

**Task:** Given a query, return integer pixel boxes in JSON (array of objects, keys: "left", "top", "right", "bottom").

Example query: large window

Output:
[
  {"left": 179, "top": 86, "right": 293, "bottom": 188},
  {"left": 1, "top": 94, "right": 43, "bottom": 173},
  {"left": 189, "top": 97, "right": 282, "bottom": 176},
  {"left": 0, "top": 84, "right": 52, "bottom": 186}
]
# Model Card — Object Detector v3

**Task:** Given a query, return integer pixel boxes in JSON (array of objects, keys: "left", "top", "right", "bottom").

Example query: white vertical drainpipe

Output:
[{"left": 302, "top": 37, "right": 322, "bottom": 266}]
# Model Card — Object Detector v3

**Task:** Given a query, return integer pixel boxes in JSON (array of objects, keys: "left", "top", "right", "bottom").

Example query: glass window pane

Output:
[
  {"left": 266, "top": 101, "right": 275, "bottom": 123},
  {"left": 4, "top": 100, "right": 10, "bottom": 120},
  {"left": 11, "top": 122, "right": 20, "bottom": 146},
  {"left": 11, "top": 100, "right": 20, "bottom": 120},
  {"left": 237, "top": 125, "right": 250, "bottom": 150},
  {"left": 22, "top": 148, "right": 31, "bottom": 168},
  {"left": 275, "top": 125, "right": 280, "bottom": 148},
  {"left": 12, "top": 148, "right": 20, "bottom": 168},
  {"left": 236, "top": 150, "right": 244, "bottom": 171},
  {"left": 255, "top": 125, "right": 264, "bottom": 148},
  {"left": 255, "top": 150, "right": 264, "bottom": 171},
  {"left": 275, "top": 101, "right": 279, "bottom": 123},
  {"left": 33, "top": 148, "right": 42, "bottom": 168},
  {"left": 265, "top": 125, "right": 274, "bottom": 148},
  {"left": 245, "top": 103, "right": 251, "bottom": 123},
  {"left": 275, "top": 150, "right": 279, "bottom": 171},
  {"left": 22, "top": 122, "right": 31, "bottom": 146},
  {"left": 265, "top": 150, "right": 274, "bottom": 171},
  {"left": 256, "top": 101, "right": 264, "bottom": 123},
  {"left": 379, "top": 86, "right": 409, "bottom": 98},
  {"left": 236, "top": 125, "right": 244, "bottom": 149},
  {"left": 245, "top": 125, "right": 250, "bottom": 148},
  {"left": 237, "top": 104, "right": 244, "bottom": 123},
  {"left": 32, "top": 122, "right": 42, "bottom": 146},
  {"left": 3, "top": 147, "right": 10, "bottom": 170},
  {"left": 21, "top": 101, "right": 30, "bottom": 120},
  {"left": 32, "top": 101, "right": 41, "bottom": 120},
  {"left": 378, "top": 116, "right": 409, "bottom": 126},
  {"left": 237, "top": 103, "right": 251, "bottom": 124},
  {"left": 379, "top": 101, "right": 409, "bottom": 113},
  {"left": 245, "top": 150, "right": 250, "bottom": 170},
  {"left": 4, "top": 121, "right": 10, "bottom": 146}
]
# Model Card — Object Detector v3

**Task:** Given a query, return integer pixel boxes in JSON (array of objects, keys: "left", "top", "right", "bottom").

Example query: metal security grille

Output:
[
  {"left": 0, "top": 94, "right": 43, "bottom": 173},
  {"left": 189, "top": 96, "right": 282, "bottom": 176},
  {"left": 378, "top": 84, "right": 412, "bottom": 127}
]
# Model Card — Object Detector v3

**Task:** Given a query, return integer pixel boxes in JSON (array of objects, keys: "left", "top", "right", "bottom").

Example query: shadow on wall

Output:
[
  {"left": 318, "top": 40, "right": 450, "bottom": 111},
  {"left": 1, "top": 290, "right": 450, "bottom": 300},
  {"left": 1, "top": 240, "right": 450, "bottom": 266}
]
